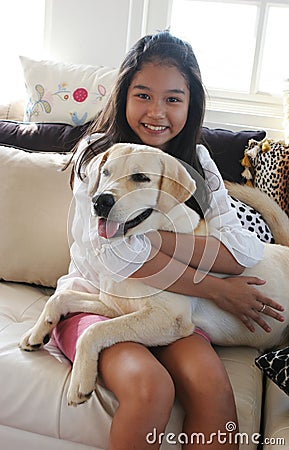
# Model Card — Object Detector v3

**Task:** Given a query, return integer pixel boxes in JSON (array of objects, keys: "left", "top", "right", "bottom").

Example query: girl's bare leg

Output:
[
  {"left": 154, "top": 335, "right": 239, "bottom": 449},
  {"left": 98, "top": 341, "right": 175, "bottom": 450}
]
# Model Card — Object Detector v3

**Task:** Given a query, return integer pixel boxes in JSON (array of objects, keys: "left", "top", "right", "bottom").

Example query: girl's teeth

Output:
[{"left": 144, "top": 124, "right": 166, "bottom": 131}]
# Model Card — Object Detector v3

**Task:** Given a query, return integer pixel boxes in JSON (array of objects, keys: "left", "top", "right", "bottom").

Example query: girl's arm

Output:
[
  {"left": 130, "top": 246, "right": 284, "bottom": 332},
  {"left": 146, "top": 230, "right": 244, "bottom": 275},
  {"left": 194, "top": 145, "right": 265, "bottom": 269},
  {"left": 140, "top": 146, "right": 267, "bottom": 276}
]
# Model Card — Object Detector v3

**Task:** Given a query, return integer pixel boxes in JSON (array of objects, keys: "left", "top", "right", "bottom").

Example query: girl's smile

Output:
[{"left": 126, "top": 63, "right": 190, "bottom": 150}]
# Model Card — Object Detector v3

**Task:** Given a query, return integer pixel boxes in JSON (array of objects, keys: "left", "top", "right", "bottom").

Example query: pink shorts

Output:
[{"left": 53, "top": 313, "right": 211, "bottom": 363}]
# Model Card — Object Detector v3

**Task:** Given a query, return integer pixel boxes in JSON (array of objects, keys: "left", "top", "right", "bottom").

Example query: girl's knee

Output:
[
  {"left": 99, "top": 342, "right": 175, "bottom": 413},
  {"left": 163, "top": 340, "right": 235, "bottom": 410},
  {"left": 121, "top": 357, "right": 175, "bottom": 411},
  {"left": 114, "top": 351, "right": 175, "bottom": 432},
  {"left": 188, "top": 354, "right": 232, "bottom": 397},
  {"left": 180, "top": 357, "right": 236, "bottom": 418}
]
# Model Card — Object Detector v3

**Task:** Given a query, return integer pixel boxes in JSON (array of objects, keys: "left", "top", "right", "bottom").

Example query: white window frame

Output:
[{"left": 126, "top": 0, "right": 287, "bottom": 138}]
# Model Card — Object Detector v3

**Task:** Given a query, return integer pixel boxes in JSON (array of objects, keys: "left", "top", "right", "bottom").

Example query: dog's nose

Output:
[{"left": 92, "top": 193, "right": 115, "bottom": 217}]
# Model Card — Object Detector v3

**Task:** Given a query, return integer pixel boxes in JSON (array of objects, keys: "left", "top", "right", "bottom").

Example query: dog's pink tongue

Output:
[{"left": 98, "top": 218, "right": 120, "bottom": 238}]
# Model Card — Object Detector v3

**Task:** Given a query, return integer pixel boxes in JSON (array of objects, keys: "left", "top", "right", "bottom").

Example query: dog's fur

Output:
[
  {"left": 225, "top": 181, "right": 289, "bottom": 247},
  {"left": 19, "top": 143, "right": 289, "bottom": 406}
]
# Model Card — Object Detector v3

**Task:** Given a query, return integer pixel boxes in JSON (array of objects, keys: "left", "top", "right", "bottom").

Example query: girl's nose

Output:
[{"left": 147, "top": 102, "right": 165, "bottom": 119}]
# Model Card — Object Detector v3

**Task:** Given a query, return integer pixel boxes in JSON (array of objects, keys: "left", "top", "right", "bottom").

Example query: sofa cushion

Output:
[
  {"left": 0, "top": 282, "right": 113, "bottom": 449},
  {"left": 0, "top": 146, "right": 72, "bottom": 287},
  {"left": 263, "top": 379, "right": 289, "bottom": 448},
  {"left": 20, "top": 56, "right": 117, "bottom": 125}
]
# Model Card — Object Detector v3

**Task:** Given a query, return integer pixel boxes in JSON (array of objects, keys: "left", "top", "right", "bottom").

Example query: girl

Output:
[{"left": 54, "top": 32, "right": 284, "bottom": 449}]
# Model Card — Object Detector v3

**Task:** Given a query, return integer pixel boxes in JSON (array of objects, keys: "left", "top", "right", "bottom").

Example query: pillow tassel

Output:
[
  {"left": 262, "top": 140, "right": 271, "bottom": 152},
  {"left": 241, "top": 167, "right": 253, "bottom": 180},
  {"left": 241, "top": 154, "right": 251, "bottom": 168},
  {"left": 246, "top": 145, "right": 259, "bottom": 159}
]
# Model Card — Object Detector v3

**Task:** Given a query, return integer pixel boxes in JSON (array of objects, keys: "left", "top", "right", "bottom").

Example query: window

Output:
[
  {"left": 150, "top": 0, "right": 288, "bottom": 136},
  {"left": 0, "top": 0, "right": 45, "bottom": 103},
  {"left": 169, "top": 0, "right": 289, "bottom": 99},
  {"left": 171, "top": 1, "right": 258, "bottom": 93},
  {"left": 258, "top": 4, "right": 289, "bottom": 95}
]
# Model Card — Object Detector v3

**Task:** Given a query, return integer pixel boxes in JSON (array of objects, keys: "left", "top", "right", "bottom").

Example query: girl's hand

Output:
[{"left": 212, "top": 276, "right": 285, "bottom": 333}]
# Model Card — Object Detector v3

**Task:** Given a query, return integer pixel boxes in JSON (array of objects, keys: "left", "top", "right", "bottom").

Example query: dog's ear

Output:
[
  {"left": 86, "top": 150, "right": 109, "bottom": 196},
  {"left": 158, "top": 156, "right": 196, "bottom": 211}
]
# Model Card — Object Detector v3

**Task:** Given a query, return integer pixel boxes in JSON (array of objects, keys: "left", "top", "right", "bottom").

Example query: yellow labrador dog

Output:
[{"left": 19, "top": 143, "right": 289, "bottom": 406}]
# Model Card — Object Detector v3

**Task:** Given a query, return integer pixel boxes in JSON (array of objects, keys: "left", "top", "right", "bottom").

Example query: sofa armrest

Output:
[{"left": 0, "top": 99, "right": 25, "bottom": 122}]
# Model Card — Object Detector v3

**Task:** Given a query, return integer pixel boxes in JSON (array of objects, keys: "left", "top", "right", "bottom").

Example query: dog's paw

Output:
[
  {"left": 67, "top": 356, "right": 98, "bottom": 407},
  {"left": 67, "top": 382, "right": 94, "bottom": 407},
  {"left": 67, "top": 369, "right": 96, "bottom": 406},
  {"left": 19, "top": 328, "right": 50, "bottom": 352}
]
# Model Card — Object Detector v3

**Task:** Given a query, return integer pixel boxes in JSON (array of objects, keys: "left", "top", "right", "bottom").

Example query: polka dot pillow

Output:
[{"left": 20, "top": 56, "right": 117, "bottom": 126}]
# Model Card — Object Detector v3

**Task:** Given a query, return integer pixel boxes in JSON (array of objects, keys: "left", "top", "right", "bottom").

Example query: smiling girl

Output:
[{"left": 53, "top": 32, "right": 283, "bottom": 449}]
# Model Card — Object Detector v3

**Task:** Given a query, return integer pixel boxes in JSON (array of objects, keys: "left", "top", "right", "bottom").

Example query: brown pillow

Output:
[
  {"left": 200, "top": 127, "right": 266, "bottom": 183},
  {"left": 0, "top": 120, "right": 91, "bottom": 152},
  {"left": 0, "top": 121, "right": 266, "bottom": 184}
]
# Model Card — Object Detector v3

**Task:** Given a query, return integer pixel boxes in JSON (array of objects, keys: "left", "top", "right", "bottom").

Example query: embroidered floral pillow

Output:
[{"left": 20, "top": 56, "right": 117, "bottom": 126}]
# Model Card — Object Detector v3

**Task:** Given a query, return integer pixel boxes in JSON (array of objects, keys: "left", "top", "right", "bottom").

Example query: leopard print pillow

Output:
[{"left": 241, "top": 139, "right": 289, "bottom": 216}]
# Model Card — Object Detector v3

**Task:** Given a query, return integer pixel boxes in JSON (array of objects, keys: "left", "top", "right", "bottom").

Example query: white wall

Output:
[
  {"left": 44, "top": 0, "right": 172, "bottom": 67},
  {"left": 44, "top": 0, "right": 131, "bottom": 67}
]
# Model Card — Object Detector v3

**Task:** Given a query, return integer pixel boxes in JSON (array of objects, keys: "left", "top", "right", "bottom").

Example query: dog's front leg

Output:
[
  {"left": 67, "top": 305, "right": 194, "bottom": 406},
  {"left": 19, "top": 289, "right": 118, "bottom": 352}
]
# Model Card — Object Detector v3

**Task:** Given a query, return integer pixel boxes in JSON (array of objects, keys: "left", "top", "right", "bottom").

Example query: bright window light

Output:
[
  {"left": 259, "top": 5, "right": 289, "bottom": 95},
  {"left": 0, "top": 0, "right": 45, "bottom": 103},
  {"left": 170, "top": 0, "right": 289, "bottom": 98},
  {"left": 170, "top": 0, "right": 258, "bottom": 92}
]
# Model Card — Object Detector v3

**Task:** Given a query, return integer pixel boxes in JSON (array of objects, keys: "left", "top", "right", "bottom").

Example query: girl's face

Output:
[{"left": 126, "top": 63, "right": 190, "bottom": 150}]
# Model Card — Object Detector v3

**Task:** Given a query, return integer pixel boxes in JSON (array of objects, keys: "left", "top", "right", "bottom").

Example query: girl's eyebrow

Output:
[{"left": 132, "top": 84, "right": 186, "bottom": 95}]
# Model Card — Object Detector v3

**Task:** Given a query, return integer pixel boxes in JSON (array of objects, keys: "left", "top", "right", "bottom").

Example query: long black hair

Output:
[{"left": 75, "top": 31, "right": 209, "bottom": 215}]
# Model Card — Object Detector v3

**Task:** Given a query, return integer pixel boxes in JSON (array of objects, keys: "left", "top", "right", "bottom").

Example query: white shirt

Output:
[{"left": 57, "top": 135, "right": 264, "bottom": 293}]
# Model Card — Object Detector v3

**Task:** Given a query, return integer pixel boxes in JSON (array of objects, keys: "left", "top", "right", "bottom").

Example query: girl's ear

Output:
[
  {"left": 86, "top": 151, "right": 109, "bottom": 196},
  {"left": 158, "top": 155, "right": 196, "bottom": 212}
]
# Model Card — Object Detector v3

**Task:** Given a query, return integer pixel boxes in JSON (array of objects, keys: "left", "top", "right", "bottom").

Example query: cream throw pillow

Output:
[
  {"left": 20, "top": 56, "right": 117, "bottom": 126},
  {"left": 0, "top": 146, "right": 73, "bottom": 287}
]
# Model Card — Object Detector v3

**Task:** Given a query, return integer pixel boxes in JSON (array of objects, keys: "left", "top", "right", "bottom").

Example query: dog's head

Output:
[{"left": 86, "top": 143, "right": 197, "bottom": 238}]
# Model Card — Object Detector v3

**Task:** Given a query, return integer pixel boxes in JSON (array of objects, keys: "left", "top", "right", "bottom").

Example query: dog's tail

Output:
[{"left": 225, "top": 181, "right": 289, "bottom": 247}]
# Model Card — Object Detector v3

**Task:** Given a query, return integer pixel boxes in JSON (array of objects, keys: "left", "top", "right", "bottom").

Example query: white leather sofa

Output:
[
  {"left": 0, "top": 280, "right": 265, "bottom": 450},
  {"left": 0, "top": 108, "right": 289, "bottom": 450}
]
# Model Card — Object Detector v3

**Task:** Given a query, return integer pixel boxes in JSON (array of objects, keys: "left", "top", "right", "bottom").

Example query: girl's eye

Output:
[
  {"left": 136, "top": 93, "right": 150, "bottom": 100},
  {"left": 131, "top": 173, "right": 151, "bottom": 183},
  {"left": 167, "top": 97, "right": 180, "bottom": 103}
]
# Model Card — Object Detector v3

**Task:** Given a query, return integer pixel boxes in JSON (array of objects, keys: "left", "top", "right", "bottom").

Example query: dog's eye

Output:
[
  {"left": 102, "top": 168, "right": 110, "bottom": 176},
  {"left": 131, "top": 173, "right": 151, "bottom": 183}
]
